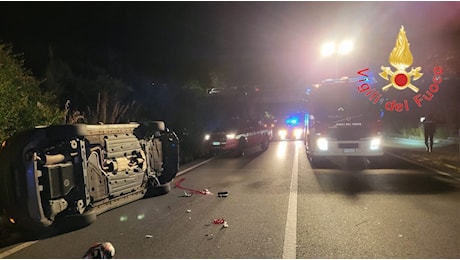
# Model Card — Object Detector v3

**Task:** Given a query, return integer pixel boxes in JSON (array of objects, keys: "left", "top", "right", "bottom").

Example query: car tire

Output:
[
  {"left": 261, "top": 136, "right": 270, "bottom": 151},
  {"left": 55, "top": 208, "right": 97, "bottom": 232},
  {"left": 146, "top": 182, "right": 171, "bottom": 197},
  {"left": 236, "top": 138, "right": 246, "bottom": 157}
]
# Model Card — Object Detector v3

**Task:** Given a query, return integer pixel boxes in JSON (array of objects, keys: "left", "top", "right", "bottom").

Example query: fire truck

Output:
[
  {"left": 0, "top": 121, "right": 179, "bottom": 234},
  {"left": 304, "top": 77, "right": 384, "bottom": 167}
]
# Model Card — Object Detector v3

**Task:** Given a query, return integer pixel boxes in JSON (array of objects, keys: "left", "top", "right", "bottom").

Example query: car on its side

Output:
[{"left": 0, "top": 121, "right": 179, "bottom": 235}]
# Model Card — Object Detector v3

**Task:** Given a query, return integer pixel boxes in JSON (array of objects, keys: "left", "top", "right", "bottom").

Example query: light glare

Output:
[
  {"left": 317, "top": 138, "right": 328, "bottom": 151},
  {"left": 370, "top": 137, "right": 381, "bottom": 150},
  {"left": 338, "top": 40, "right": 353, "bottom": 55},
  {"left": 321, "top": 42, "right": 336, "bottom": 57}
]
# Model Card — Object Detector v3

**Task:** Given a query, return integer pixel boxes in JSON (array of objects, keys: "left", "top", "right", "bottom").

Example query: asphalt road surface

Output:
[{"left": 1, "top": 141, "right": 460, "bottom": 258}]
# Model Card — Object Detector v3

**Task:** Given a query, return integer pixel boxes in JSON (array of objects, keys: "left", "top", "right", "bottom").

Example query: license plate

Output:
[
  {"left": 212, "top": 142, "right": 221, "bottom": 146},
  {"left": 344, "top": 148, "right": 356, "bottom": 153}
]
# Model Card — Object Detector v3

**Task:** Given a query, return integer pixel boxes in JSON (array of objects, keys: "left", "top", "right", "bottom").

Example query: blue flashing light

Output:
[{"left": 285, "top": 115, "right": 301, "bottom": 126}]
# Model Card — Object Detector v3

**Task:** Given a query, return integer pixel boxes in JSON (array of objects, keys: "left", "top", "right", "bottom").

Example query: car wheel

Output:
[
  {"left": 261, "top": 136, "right": 270, "bottom": 151},
  {"left": 55, "top": 208, "right": 97, "bottom": 232},
  {"left": 236, "top": 138, "right": 246, "bottom": 157},
  {"left": 146, "top": 182, "right": 171, "bottom": 197}
]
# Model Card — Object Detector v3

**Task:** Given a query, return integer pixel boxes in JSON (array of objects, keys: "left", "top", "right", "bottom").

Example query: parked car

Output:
[{"left": 204, "top": 119, "right": 272, "bottom": 157}]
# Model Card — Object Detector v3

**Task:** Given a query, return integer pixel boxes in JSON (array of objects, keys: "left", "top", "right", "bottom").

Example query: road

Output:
[{"left": 1, "top": 140, "right": 460, "bottom": 258}]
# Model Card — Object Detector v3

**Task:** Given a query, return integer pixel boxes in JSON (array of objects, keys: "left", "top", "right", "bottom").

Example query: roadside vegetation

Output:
[{"left": 0, "top": 43, "right": 63, "bottom": 141}]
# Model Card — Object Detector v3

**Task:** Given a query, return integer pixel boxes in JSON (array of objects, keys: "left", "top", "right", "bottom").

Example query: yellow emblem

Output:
[{"left": 379, "top": 26, "right": 423, "bottom": 92}]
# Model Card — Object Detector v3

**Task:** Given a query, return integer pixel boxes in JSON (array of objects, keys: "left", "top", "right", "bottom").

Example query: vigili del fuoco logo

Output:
[{"left": 357, "top": 26, "right": 443, "bottom": 112}]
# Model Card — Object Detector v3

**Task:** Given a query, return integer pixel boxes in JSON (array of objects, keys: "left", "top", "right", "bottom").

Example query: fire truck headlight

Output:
[
  {"left": 204, "top": 134, "right": 210, "bottom": 141},
  {"left": 278, "top": 129, "right": 287, "bottom": 140},
  {"left": 293, "top": 128, "right": 303, "bottom": 139},
  {"left": 226, "top": 133, "right": 236, "bottom": 140},
  {"left": 370, "top": 137, "right": 381, "bottom": 150},
  {"left": 317, "top": 138, "right": 328, "bottom": 151}
]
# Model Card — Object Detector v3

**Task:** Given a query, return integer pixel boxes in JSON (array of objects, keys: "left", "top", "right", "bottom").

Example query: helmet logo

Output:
[{"left": 379, "top": 26, "right": 423, "bottom": 93}]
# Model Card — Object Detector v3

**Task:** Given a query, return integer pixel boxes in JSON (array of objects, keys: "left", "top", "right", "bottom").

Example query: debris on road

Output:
[
  {"left": 183, "top": 191, "right": 192, "bottom": 197},
  {"left": 213, "top": 218, "right": 225, "bottom": 224},
  {"left": 186, "top": 209, "right": 191, "bottom": 213},
  {"left": 222, "top": 221, "right": 229, "bottom": 228},
  {"left": 218, "top": 191, "right": 229, "bottom": 197},
  {"left": 83, "top": 242, "right": 115, "bottom": 259},
  {"left": 175, "top": 177, "right": 213, "bottom": 195},
  {"left": 145, "top": 235, "right": 153, "bottom": 239}
]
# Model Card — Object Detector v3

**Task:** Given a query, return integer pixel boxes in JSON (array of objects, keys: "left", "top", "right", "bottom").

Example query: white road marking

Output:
[
  {"left": 0, "top": 240, "right": 38, "bottom": 258},
  {"left": 282, "top": 142, "right": 299, "bottom": 259},
  {"left": 177, "top": 157, "right": 215, "bottom": 176}
]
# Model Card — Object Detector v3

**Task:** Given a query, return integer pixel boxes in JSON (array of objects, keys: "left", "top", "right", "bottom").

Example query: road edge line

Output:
[
  {"left": 176, "top": 157, "right": 215, "bottom": 177},
  {"left": 0, "top": 240, "right": 38, "bottom": 258},
  {"left": 385, "top": 151, "right": 457, "bottom": 179}
]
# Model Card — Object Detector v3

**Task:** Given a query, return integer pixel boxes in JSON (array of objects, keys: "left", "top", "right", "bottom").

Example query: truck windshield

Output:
[{"left": 307, "top": 81, "right": 383, "bottom": 138}]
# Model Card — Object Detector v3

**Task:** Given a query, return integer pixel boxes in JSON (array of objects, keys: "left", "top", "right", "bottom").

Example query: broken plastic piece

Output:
[
  {"left": 213, "top": 218, "right": 225, "bottom": 224},
  {"left": 83, "top": 242, "right": 115, "bottom": 259},
  {"left": 186, "top": 209, "right": 191, "bottom": 213},
  {"left": 218, "top": 191, "right": 229, "bottom": 197},
  {"left": 184, "top": 191, "right": 192, "bottom": 197},
  {"left": 145, "top": 235, "right": 153, "bottom": 238},
  {"left": 175, "top": 178, "right": 213, "bottom": 195},
  {"left": 222, "top": 221, "right": 229, "bottom": 228}
]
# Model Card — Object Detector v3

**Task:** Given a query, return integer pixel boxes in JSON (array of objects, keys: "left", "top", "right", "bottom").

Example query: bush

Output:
[{"left": 0, "top": 43, "right": 62, "bottom": 141}]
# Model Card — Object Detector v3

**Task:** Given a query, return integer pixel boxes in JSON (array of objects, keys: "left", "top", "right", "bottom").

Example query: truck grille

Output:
[{"left": 338, "top": 143, "right": 359, "bottom": 149}]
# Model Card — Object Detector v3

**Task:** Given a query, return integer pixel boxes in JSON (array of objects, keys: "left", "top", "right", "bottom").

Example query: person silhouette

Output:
[{"left": 422, "top": 114, "right": 437, "bottom": 152}]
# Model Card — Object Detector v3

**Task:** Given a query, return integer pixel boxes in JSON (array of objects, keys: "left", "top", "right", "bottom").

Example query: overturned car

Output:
[{"left": 0, "top": 121, "right": 179, "bottom": 234}]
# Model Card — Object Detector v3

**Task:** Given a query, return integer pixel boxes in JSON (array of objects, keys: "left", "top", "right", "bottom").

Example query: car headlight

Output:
[
  {"left": 278, "top": 129, "right": 287, "bottom": 139},
  {"left": 226, "top": 133, "right": 236, "bottom": 139},
  {"left": 317, "top": 137, "right": 328, "bottom": 151},
  {"left": 370, "top": 137, "right": 381, "bottom": 150},
  {"left": 293, "top": 128, "right": 303, "bottom": 139},
  {"left": 204, "top": 134, "right": 210, "bottom": 141}
]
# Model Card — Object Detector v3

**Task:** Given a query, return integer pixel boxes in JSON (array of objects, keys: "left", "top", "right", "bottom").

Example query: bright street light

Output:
[
  {"left": 321, "top": 40, "right": 354, "bottom": 57},
  {"left": 320, "top": 39, "right": 354, "bottom": 77},
  {"left": 337, "top": 40, "right": 353, "bottom": 55},
  {"left": 321, "top": 42, "right": 336, "bottom": 57}
]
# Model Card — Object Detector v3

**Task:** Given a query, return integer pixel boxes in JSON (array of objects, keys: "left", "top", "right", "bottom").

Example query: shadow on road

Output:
[{"left": 310, "top": 155, "right": 459, "bottom": 197}]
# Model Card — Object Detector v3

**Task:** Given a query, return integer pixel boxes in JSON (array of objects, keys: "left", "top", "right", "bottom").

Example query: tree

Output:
[
  {"left": 43, "top": 48, "right": 136, "bottom": 124},
  {"left": 86, "top": 74, "right": 136, "bottom": 124},
  {"left": 0, "top": 43, "right": 63, "bottom": 141}
]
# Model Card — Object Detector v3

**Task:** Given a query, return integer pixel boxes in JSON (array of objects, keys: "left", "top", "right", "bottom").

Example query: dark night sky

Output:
[{"left": 1, "top": 1, "right": 460, "bottom": 88}]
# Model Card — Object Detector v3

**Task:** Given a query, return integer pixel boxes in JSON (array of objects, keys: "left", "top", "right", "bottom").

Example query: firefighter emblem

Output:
[{"left": 379, "top": 26, "right": 423, "bottom": 93}]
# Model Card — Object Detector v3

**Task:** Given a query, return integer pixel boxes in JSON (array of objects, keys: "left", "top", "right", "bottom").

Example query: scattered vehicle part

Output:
[
  {"left": 218, "top": 192, "right": 229, "bottom": 197},
  {"left": 175, "top": 177, "right": 213, "bottom": 195},
  {"left": 83, "top": 242, "right": 115, "bottom": 259},
  {"left": 213, "top": 218, "right": 225, "bottom": 224}
]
